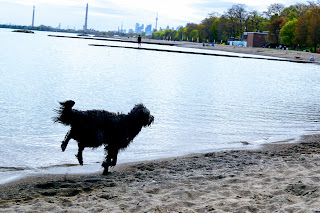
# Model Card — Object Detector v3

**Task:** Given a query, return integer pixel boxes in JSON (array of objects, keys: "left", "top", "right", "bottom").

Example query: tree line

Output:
[{"left": 152, "top": 1, "right": 320, "bottom": 52}]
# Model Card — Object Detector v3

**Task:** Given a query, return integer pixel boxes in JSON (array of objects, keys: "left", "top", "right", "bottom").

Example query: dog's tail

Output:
[{"left": 53, "top": 100, "right": 75, "bottom": 125}]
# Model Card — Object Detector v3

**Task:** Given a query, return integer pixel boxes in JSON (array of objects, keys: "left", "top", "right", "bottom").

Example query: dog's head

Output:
[{"left": 130, "top": 104, "right": 154, "bottom": 127}]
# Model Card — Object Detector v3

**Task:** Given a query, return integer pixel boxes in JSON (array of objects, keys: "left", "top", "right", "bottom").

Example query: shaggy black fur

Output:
[{"left": 54, "top": 100, "right": 154, "bottom": 175}]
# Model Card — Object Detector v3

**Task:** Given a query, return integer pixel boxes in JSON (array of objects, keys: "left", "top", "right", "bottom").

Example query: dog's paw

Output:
[
  {"left": 102, "top": 170, "right": 110, "bottom": 175},
  {"left": 101, "top": 161, "right": 109, "bottom": 175},
  {"left": 75, "top": 154, "right": 83, "bottom": 165}
]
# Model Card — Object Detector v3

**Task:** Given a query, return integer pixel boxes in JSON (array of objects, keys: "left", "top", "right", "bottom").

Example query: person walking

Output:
[{"left": 137, "top": 35, "right": 142, "bottom": 48}]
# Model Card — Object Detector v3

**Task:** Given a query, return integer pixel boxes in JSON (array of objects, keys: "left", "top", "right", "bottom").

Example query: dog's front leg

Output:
[
  {"left": 102, "top": 146, "right": 111, "bottom": 175},
  {"left": 61, "top": 130, "right": 72, "bottom": 152},
  {"left": 75, "top": 145, "right": 84, "bottom": 165},
  {"left": 102, "top": 156, "right": 110, "bottom": 175},
  {"left": 111, "top": 150, "right": 119, "bottom": 166}
]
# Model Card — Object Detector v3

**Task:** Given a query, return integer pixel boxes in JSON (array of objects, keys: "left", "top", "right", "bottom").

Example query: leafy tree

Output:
[
  {"left": 282, "top": 4, "right": 308, "bottom": 17},
  {"left": 150, "top": 2, "right": 318, "bottom": 47},
  {"left": 306, "top": 7, "right": 320, "bottom": 52},
  {"left": 210, "top": 19, "right": 219, "bottom": 41},
  {"left": 152, "top": 30, "right": 161, "bottom": 39},
  {"left": 189, "top": 29, "right": 200, "bottom": 42},
  {"left": 294, "top": 12, "right": 309, "bottom": 47},
  {"left": 245, "top": 10, "right": 266, "bottom": 32},
  {"left": 287, "top": 11, "right": 298, "bottom": 20},
  {"left": 176, "top": 27, "right": 184, "bottom": 40},
  {"left": 185, "top": 23, "right": 198, "bottom": 38},
  {"left": 183, "top": 27, "right": 189, "bottom": 40},
  {"left": 199, "top": 15, "right": 217, "bottom": 42},
  {"left": 163, "top": 29, "right": 172, "bottom": 39},
  {"left": 216, "top": 16, "right": 229, "bottom": 42},
  {"left": 267, "top": 17, "right": 286, "bottom": 45},
  {"left": 294, "top": 6, "right": 320, "bottom": 51},
  {"left": 197, "top": 24, "right": 206, "bottom": 42},
  {"left": 280, "top": 19, "right": 297, "bottom": 47}
]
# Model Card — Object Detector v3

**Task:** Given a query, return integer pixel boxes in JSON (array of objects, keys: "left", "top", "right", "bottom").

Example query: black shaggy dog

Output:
[{"left": 54, "top": 100, "right": 154, "bottom": 175}]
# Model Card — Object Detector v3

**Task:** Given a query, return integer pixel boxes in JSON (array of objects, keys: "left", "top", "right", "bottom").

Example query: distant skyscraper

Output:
[
  {"left": 83, "top": 3, "right": 88, "bottom": 31},
  {"left": 135, "top": 23, "right": 144, "bottom": 34},
  {"left": 32, "top": 6, "right": 35, "bottom": 27},
  {"left": 145, "top": 24, "right": 152, "bottom": 35},
  {"left": 135, "top": 23, "right": 139, "bottom": 33},
  {"left": 155, "top": 13, "right": 158, "bottom": 31}
]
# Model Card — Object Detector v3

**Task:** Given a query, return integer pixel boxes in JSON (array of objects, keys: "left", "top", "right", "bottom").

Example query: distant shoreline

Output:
[{"left": 3, "top": 26, "right": 320, "bottom": 64}]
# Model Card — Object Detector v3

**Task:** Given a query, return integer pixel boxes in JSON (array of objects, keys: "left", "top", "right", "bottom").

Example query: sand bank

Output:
[
  {"left": 50, "top": 35, "right": 320, "bottom": 64},
  {"left": 132, "top": 38, "right": 320, "bottom": 64},
  {"left": 182, "top": 43, "right": 320, "bottom": 64},
  {"left": 1, "top": 135, "right": 320, "bottom": 212}
]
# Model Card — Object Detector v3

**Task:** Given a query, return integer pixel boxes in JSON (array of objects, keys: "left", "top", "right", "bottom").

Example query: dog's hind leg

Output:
[
  {"left": 61, "top": 130, "right": 72, "bottom": 152},
  {"left": 75, "top": 145, "right": 84, "bottom": 165},
  {"left": 101, "top": 160, "right": 109, "bottom": 175},
  {"left": 101, "top": 147, "right": 119, "bottom": 175}
]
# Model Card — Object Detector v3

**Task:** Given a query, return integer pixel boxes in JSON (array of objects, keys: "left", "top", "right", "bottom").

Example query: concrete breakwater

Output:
[{"left": 89, "top": 43, "right": 313, "bottom": 64}]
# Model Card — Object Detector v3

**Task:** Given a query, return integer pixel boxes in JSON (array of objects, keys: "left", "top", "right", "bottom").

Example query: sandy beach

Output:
[
  {"left": 1, "top": 135, "right": 320, "bottom": 212},
  {"left": 189, "top": 43, "right": 320, "bottom": 64},
  {"left": 52, "top": 35, "right": 320, "bottom": 64},
  {"left": 137, "top": 38, "right": 320, "bottom": 64}
]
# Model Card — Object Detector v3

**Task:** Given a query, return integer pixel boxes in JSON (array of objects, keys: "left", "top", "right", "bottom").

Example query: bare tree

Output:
[
  {"left": 246, "top": 10, "right": 264, "bottom": 32},
  {"left": 265, "top": 3, "right": 285, "bottom": 17},
  {"left": 225, "top": 4, "right": 248, "bottom": 39}
]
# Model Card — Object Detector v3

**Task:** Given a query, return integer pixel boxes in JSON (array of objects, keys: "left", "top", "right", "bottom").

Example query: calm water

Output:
[{"left": 1, "top": 28, "right": 320, "bottom": 183}]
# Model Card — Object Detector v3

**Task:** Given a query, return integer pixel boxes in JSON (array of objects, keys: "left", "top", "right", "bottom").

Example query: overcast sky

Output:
[{"left": 0, "top": 0, "right": 306, "bottom": 31}]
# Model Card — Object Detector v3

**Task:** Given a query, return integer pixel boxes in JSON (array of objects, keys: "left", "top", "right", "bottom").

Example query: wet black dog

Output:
[{"left": 54, "top": 100, "right": 154, "bottom": 175}]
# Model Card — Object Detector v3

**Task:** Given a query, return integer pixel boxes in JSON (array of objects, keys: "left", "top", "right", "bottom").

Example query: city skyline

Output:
[{"left": 0, "top": 0, "right": 308, "bottom": 31}]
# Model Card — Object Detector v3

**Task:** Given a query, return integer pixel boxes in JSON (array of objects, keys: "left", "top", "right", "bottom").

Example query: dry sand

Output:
[
  {"left": 61, "top": 35, "right": 320, "bottom": 64},
  {"left": 1, "top": 135, "right": 320, "bottom": 212},
  {"left": 138, "top": 38, "right": 320, "bottom": 64},
  {"left": 183, "top": 43, "right": 320, "bottom": 64}
]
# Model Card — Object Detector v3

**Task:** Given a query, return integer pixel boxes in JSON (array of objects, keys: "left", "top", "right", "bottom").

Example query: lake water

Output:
[{"left": 1, "top": 28, "right": 320, "bottom": 184}]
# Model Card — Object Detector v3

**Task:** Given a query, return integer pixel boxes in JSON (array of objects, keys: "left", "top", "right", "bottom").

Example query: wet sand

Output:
[{"left": 1, "top": 135, "right": 320, "bottom": 212}]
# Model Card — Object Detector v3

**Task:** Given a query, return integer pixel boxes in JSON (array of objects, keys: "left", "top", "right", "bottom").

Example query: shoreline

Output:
[
  {"left": 48, "top": 34, "right": 320, "bottom": 64},
  {"left": 130, "top": 38, "right": 320, "bottom": 64},
  {"left": 178, "top": 42, "right": 320, "bottom": 64},
  {"left": 1, "top": 135, "right": 320, "bottom": 212}
]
